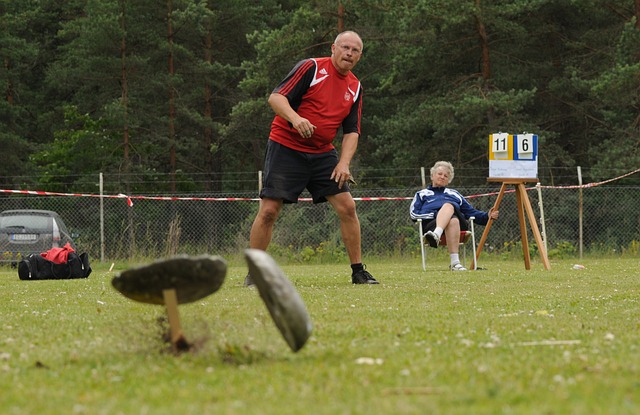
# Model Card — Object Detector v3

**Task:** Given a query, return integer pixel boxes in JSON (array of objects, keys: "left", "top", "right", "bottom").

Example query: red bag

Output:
[{"left": 40, "top": 242, "right": 76, "bottom": 264}]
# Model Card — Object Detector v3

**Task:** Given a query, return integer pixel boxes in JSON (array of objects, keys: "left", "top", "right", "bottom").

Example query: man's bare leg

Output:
[
  {"left": 249, "top": 198, "right": 283, "bottom": 250},
  {"left": 327, "top": 193, "right": 379, "bottom": 284},
  {"left": 245, "top": 198, "right": 283, "bottom": 286},
  {"left": 327, "top": 193, "right": 361, "bottom": 264}
]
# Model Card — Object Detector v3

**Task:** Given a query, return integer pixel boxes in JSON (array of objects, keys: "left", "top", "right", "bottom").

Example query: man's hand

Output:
[
  {"left": 292, "top": 118, "right": 316, "bottom": 139},
  {"left": 268, "top": 93, "right": 316, "bottom": 139},
  {"left": 331, "top": 163, "right": 352, "bottom": 189}
]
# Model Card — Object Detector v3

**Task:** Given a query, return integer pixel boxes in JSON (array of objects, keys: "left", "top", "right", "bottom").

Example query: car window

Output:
[{"left": 0, "top": 215, "right": 50, "bottom": 230}]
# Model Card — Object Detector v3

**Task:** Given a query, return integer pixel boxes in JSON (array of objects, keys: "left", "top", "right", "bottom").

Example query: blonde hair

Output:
[{"left": 430, "top": 161, "right": 454, "bottom": 184}]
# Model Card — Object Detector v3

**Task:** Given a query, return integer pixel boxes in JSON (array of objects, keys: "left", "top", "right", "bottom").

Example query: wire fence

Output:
[{"left": 1, "top": 179, "right": 639, "bottom": 264}]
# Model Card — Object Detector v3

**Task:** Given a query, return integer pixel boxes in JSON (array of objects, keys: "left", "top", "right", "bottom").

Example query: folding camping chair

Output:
[{"left": 417, "top": 216, "right": 477, "bottom": 271}]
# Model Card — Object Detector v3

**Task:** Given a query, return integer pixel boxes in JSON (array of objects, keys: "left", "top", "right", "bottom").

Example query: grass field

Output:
[{"left": 1, "top": 255, "right": 638, "bottom": 414}]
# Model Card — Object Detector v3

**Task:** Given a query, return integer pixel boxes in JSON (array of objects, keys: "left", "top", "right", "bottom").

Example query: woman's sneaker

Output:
[
  {"left": 424, "top": 231, "right": 440, "bottom": 248},
  {"left": 450, "top": 263, "right": 467, "bottom": 271}
]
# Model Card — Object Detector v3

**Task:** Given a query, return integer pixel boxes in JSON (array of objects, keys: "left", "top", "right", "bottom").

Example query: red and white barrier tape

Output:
[
  {"left": 465, "top": 166, "right": 640, "bottom": 199},
  {"left": 1, "top": 167, "right": 638, "bottom": 205}
]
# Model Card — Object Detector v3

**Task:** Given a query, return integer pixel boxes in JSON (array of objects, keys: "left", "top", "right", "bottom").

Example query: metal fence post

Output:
[
  {"left": 100, "top": 173, "right": 105, "bottom": 263},
  {"left": 577, "top": 166, "right": 583, "bottom": 259}
]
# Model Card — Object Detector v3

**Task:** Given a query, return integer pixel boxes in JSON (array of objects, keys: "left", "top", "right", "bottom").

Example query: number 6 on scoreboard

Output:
[{"left": 517, "top": 133, "right": 535, "bottom": 160}]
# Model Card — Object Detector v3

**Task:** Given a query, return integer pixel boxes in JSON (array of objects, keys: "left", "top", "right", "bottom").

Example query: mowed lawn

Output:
[{"left": 1, "top": 256, "right": 638, "bottom": 415}]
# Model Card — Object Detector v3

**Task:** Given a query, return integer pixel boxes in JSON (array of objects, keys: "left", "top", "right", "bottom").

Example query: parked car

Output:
[{"left": 0, "top": 209, "right": 77, "bottom": 264}]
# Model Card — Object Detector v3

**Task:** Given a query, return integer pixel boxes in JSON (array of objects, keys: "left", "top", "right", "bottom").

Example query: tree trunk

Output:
[
  {"left": 4, "top": 58, "right": 13, "bottom": 105},
  {"left": 119, "top": 2, "right": 130, "bottom": 176},
  {"left": 167, "top": 0, "right": 177, "bottom": 193},
  {"left": 120, "top": 0, "right": 135, "bottom": 258},
  {"left": 475, "top": 0, "right": 496, "bottom": 126},
  {"left": 203, "top": 20, "right": 222, "bottom": 192}
]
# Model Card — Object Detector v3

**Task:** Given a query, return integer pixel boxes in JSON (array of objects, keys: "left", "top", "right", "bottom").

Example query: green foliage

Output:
[
  {"left": 622, "top": 239, "right": 640, "bottom": 256},
  {"left": 547, "top": 240, "right": 577, "bottom": 259},
  {"left": 31, "top": 105, "right": 119, "bottom": 191},
  {"left": 0, "top": 1, "right": 71, "bottom": 183},
  {"left": 267, "top": 240, "right": 348, "bottom": 264},
  {"left": 0, "top": 0, "right": 638, "bottom": 192}
]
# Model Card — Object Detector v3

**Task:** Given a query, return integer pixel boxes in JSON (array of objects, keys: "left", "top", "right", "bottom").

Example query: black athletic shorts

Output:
[
  {"left": 260, "top": 140, "right": 350, "bottom": 204},
  {"left": 423, "top": 205, "right": 469, "bottom": 231}
]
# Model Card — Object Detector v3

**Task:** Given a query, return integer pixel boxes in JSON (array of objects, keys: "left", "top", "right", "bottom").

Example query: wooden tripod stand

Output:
[{"left": 472, "top": 178, "right": 551, "bottom": 270}]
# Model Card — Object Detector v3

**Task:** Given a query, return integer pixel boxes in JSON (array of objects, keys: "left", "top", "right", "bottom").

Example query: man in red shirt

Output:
[{"left": 246, "top": 30, "right": 379, "bottom": 285}]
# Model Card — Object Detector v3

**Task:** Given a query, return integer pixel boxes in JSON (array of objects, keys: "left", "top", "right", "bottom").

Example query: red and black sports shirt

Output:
[{"left": 270, "top": 57, "right": 362, "bottom": 153}]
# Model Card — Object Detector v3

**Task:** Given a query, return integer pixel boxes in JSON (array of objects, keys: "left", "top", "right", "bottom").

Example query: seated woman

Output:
[{"left": 409, "top": 161, "right": 499, "bottom": 271}]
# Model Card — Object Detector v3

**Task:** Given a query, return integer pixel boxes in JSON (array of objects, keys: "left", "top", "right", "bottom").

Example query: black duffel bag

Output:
[{"left": 18, "top": 252, "right": 92, "bottom": 280}]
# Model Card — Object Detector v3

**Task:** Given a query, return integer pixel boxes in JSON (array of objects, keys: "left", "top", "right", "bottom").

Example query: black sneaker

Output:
[
  {"left": 243, "top": 273, "right": 255, "bottom": 287},
  {"left": 424, "top": 230, "right": 440, "bottom": 248},
  {"left": 352, "top": 267, "right": 380, "bottom": 284}
]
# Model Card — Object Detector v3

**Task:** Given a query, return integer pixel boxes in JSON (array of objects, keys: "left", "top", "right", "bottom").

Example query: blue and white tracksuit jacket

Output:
[{"left": 409, "top": 186, "right": 489, "bottom": 225}]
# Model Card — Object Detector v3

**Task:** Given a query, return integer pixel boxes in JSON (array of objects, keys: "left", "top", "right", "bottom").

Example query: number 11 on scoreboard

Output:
[{"left": 490, "top": 132, "right": 510, "bottom": 160}]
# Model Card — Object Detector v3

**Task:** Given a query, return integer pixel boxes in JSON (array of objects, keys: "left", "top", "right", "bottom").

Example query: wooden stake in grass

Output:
[
  {"left": 162, "top": 288, "right": 188, "bottom": 353},
  {"left": 111, "top": 254, "right": 227, "bottom": 353}
]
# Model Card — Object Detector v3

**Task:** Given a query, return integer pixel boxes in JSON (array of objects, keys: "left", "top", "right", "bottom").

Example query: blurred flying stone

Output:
[
  {"left": 244, "top": 249, "right": 312, "bottom": 352},
  {"left": 112, "top": 254, "right": 227, "bottom": 305}
]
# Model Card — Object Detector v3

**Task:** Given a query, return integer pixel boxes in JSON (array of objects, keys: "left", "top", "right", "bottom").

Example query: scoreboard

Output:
[{"left": 489, "top": 133, "right": 538, "bottom": 179}]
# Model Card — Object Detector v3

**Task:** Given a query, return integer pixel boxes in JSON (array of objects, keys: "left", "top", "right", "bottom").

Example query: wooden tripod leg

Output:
[
  {"left": 515, "top": 185, "right": 531, "bottom": 270},
  {"left": 162, "top": 288, "right": 187, "bottom": 352},
  {"left": 519, "top": 183, "right": 551, "bottom": 270}
]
